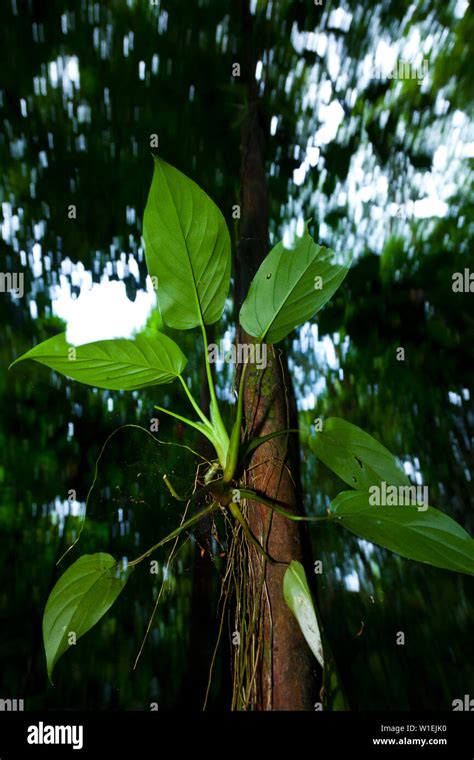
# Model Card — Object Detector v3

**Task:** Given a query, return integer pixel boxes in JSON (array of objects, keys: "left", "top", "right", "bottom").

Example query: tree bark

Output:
[{"left": 233, "top": 0, "right": 317, "bottom": 711}]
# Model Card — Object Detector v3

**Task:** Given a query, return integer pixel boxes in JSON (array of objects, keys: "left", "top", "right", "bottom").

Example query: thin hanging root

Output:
[
  {"left": 230, "top": 500, "right": 270, "bottom": 710},
  {"left": 136, "top": 460, "right": 214, "bottom": 670},
  {"left": 203, "top": 517, "right": 236, "bottom": 711},
  {"left": 228, "top": 501, "right": 276, "bottom": 565},
  {"left": 57, "top": 423, "right": 211, "bottom": 566},
  {"left": 212, "top": 503, "right": 268, "bottom": 710},
  {"left": 133, "top": 518, "right": 191, "bottom": 670}
]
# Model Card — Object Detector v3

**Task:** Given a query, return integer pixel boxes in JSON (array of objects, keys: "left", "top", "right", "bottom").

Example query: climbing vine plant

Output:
[{"left": 10, "top": 158, "right": 474, "bottom": 704}]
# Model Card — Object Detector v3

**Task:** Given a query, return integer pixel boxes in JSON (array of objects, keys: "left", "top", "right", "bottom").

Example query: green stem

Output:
[
  {"left": 154, "top": 403, "right": 228, "bottom": 464},
  {"left": 200, "top": 322, "right": 229, "bottom": 464},
  {"left": 153, "top": 404, "right": 216, "bottom": 438},
  {"left": 242, "top": 427, "right": 300, "bottom": 459},
  {"left": 200, "top": 323, "right": 220, "bottom": 415},
  {"left": 178, "top": 374, "right": 212, "bottom": 427},
  {"left": 128, "top": 501, "right": 219, "bottom": 567},
  {"left": 223, "top": 361, "right": 248, "bottom": 483},
  {"left": 163, "top": 474, "right": 184, "bottom": 501},
  {"left": 239, "top": 489, "right": 333, "bottom": 523}
]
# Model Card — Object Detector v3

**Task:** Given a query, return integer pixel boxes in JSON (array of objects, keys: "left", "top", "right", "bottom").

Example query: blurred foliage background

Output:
[{"left": 0, "top": 0, "right": 472, "bottom": 710}]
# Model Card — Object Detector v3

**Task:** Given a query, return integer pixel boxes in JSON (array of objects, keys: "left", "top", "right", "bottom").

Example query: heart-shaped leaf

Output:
[
  {"left": 143, "top": 156, "right": 231, "bottom": 330},
  {"left": 43, "top": 553, "right": 131, "bottom": 681},
  {"left": 309, "top": 417, "right": 409, "bottom": 490},
  {"left": 239, "top": 224, "right": 350, "bottom": 344},
  {"left": 331, "top": 491, "right": 474, "bottom": 576},
  {"left": 10, "top": 331, "right": 186, "bottom": 390}
]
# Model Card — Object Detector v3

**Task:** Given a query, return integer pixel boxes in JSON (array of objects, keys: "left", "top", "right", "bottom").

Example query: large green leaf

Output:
[
  {"left": 331, "top": 491, "right": 474, "bottom": 576},
  {"left": 283, "top": 561, "right": 324, "bottom": 668},
  {"left": 10, "top": 331, "right": 186, "bottom": 390},
  {"left": 143, "top": 156, "right": 231, "bottom": 330},
  {"left": 43, "top": 553, "right": 131, "bottom": 681},
  {"left": 239, "top": 224, "right": 350, "bottom": 344},
  {"left": 309, "top": 417, "right": 409, "bottom": 490}
]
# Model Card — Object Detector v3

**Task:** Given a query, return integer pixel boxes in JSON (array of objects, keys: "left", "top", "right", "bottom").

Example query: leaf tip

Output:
[
  {"left": 45, "top": 650, "right": 55, "bottom": 684},
  {"left": 9, "top": 351, "right": 27, "bottom": 370}
]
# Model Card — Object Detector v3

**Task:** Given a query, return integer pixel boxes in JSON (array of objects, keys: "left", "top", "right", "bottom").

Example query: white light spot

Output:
[{"left": 52, "top": 277, "right": 156, "bottom": 344}]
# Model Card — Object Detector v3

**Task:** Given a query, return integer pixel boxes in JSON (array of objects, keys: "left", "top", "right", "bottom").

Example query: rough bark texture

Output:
[{"left": 234, "top": 0, "right": 317, "bottom": 711}]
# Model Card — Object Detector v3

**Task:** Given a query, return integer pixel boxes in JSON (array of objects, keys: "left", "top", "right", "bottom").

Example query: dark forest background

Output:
[{"left": 0, "top": 0, "right": 472, "bottom": 710}]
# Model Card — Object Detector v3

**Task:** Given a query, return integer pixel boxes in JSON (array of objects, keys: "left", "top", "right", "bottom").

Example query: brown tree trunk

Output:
[{"left": 232, "top": 0, "right": 318, "bottom": 711}]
